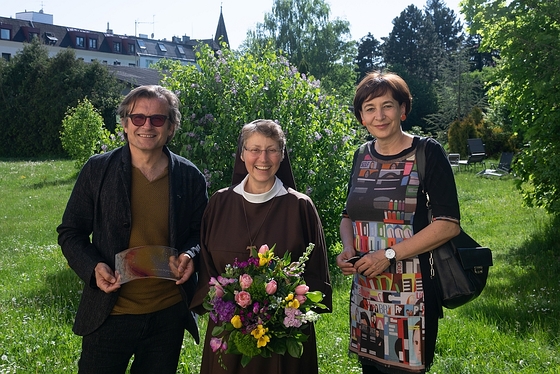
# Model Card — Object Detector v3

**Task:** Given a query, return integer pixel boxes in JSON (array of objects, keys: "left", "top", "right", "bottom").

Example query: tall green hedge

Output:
[{"left": 0, "top": 39, "right": 123, "bottom": 158}]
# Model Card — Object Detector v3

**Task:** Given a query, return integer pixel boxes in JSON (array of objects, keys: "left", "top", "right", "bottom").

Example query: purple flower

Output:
[
  {"left": 210, "top": 337, "right": 227, "bottom": 352},
  {"left": 209, "top": 297, "right": 236, "bottom": 323},
  {"left": 283, "top": 307, "right": 302, "bottom": 328}
]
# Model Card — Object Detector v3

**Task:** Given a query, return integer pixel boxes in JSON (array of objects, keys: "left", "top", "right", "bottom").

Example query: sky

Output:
[{"left": 3, "top": 0, "right": 464, "bottom": 50}]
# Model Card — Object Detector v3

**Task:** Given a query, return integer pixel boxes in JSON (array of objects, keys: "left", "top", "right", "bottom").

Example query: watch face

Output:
[{"left": 385, "top": 248, "right": 396, "bottom": 259}]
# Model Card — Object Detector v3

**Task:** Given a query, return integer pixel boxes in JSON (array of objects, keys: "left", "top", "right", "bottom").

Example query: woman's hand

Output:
[
  {"left": 336, "top": 248, "right": 358, "bottom": 276},
  {"left": 355, "top": 250, "right": 390, "bottom": 278}
]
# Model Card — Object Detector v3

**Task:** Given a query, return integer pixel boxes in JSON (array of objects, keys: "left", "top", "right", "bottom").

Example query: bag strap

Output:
[
  {"left": 415, "top": 137, "right": 437, "bottom": 280},
  {"left": 415, "top": 136, "right": 428, "bottom": 201}
]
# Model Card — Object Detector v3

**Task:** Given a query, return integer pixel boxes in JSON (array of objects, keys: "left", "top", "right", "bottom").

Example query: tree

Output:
[
  {"left": 244, "top": 0, "right": 357, "bottom": 100},
  {"left": 463, "top": 0, "right": 560, "bottom": 214},
  {"left": 0, "top": 39, "right": 124, "bottom": 158},
  {"left": 355, "top": 33, "right": 384, "bottom": 83},
  {"left": 159, "top": 44, "right": 358, "bottom": 249},
  {"left": 383, "top": 5, "right": 441, "bottom": 83},
  {"left": 424, "top": 0, "right": 464, "bottom": 53},
  {"left": 424, "top": 49, "right": 487, "bottom": 135}
]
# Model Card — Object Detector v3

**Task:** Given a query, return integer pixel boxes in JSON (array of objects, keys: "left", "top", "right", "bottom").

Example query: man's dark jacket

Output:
[{"left": 57, "top": 144, "right": 208, "bottom": 342}]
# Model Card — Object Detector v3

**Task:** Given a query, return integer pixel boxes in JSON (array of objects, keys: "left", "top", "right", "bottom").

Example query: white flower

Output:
[{"left": 300, "top": 310, "right": 320, "bottom": 323}]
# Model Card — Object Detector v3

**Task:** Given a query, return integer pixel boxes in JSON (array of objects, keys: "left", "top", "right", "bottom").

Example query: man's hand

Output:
[
  {"left": 173, "top": 253, "right": 194, "bottom": 285},
  {"left": 94, "top": 263, "right": 121, "bottom": 293}
]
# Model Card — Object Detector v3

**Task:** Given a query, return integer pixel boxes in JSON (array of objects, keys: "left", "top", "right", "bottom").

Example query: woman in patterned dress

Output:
[{"left": 336, "top": 72, "right": 461, "bottom": 374}]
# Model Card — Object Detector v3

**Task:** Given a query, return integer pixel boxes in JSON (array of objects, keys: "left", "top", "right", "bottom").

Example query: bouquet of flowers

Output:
[{"left": 203, "top": 243, "right": 327, "bottom": 368}]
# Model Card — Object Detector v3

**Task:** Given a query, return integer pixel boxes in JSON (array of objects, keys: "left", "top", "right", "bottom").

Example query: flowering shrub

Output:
[
  {"left": 203, "top": 243, "right": 326, "bottom": 368},
  {"left": 158, "top": 43, "right": 358, "bottom": 248}
]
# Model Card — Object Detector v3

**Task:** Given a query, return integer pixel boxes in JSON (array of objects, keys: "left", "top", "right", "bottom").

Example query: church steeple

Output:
[{"left": 215, "top": 5, "right": 230, "bottom": 47}]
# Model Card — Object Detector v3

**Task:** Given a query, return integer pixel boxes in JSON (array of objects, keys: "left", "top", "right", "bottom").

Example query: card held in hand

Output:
[{"left": 115, "top": 246, "right": 179, "bottom": 284}]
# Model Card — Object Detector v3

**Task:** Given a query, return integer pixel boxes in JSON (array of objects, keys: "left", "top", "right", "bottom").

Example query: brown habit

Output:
[{"left": 190, "top": 184, "right": 332, "bottom": 374}]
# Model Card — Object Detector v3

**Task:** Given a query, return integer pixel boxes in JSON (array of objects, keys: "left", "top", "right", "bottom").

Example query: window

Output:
[
  {"left": 157, "top": 43, "right": 167, "bottom": 52},
  {"left": 113, "top": 42, "right": 121, "bottom": 53},
  {"left": 88, "top": 38, "right": 98, "bottom": 49},
  {"left": 44, "top": 32, "right": 58, "bottom": 45},
  {"left": 29, "top": 32, "right": 39, "bottom": 41},
  {"left": 137, "top": 39, "right": 146, "bottom": 50},
  {"left": 128, "top": 44, "right": 135, "bottom": 54},
  {"left": 2, "top": 53, "right": 10, "bottom": 62},
  {"left": 177, "top": 45, "right": 185, "bottom": 55},
  {"left": 76, "top": 36, "right": 85, "bottom": 48},
  {"left": 1, "top": 28, "right": 10, "bottom": 40}
]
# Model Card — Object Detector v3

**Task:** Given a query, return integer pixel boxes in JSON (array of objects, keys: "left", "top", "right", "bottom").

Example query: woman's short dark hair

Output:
[
  {"left": 117, "top": 85, "right": 181, "bottom": 143},
  {"left": 353, "top": 71, "right": 412, "bottom": 124},
  {"left": 240, "top": 119, "right": 286, "bottom": 157}
]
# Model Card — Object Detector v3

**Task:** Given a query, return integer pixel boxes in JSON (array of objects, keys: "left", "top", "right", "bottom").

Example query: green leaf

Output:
[
  {"left": 241, "top": 354, "right": 252, "bottom": 367},
  {"left": 212, "top": 325, "right": 225, "bottom": 335},
  {"left": 306, "top": 290, "right": 324, "bottom": 303},
  {"left": 286, "top": 338, "right": 304, "bottom": 358}
]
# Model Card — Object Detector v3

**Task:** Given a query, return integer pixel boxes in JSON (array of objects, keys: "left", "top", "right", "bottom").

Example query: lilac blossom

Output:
[
  {"left": 283, "top": 307, "right": 302, "bottom": 328},
  {"left": 209, "top": 297, "right": 236, "bottom": 323}
]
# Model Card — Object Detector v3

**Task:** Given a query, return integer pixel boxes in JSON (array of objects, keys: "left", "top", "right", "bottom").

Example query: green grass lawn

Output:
[{"left": 1, "top": 160, "right": 558, "bottom": 373}]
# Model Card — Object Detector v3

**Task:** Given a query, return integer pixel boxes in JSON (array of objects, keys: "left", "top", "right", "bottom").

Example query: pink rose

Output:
[
  {"left": 265, "top": 280, "right": 278, "bottom": 295},
  {"left": 239, "top": 274, "right": 253, "bottom": 290},
  {"left": 258, "top": 244, "right": 269, "bottom": 254},
  {"left": 295, "top": 294, "right": 307, "bottom": 304},
  {"left": 295, "top": 284, "right": 309, "bottom": 295},
  {"left": 235, "top": 291, "right": 252, "bottom": 308}
]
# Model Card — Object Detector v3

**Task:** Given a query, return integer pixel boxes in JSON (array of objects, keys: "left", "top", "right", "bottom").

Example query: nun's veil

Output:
[{"left": 231, "top": 129, "right": 296, "bottom": 190}]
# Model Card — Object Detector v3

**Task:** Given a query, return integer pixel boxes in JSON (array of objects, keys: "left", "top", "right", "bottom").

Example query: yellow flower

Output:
[
  {"left": 250, "top": 324, "right": 268, "bottom": 339},
  {"left": 258, "top": 250, "right": 274, "bottom": 266},
  {"left": 285, "top": 293, "right": 294, "bottom": 301},
  {"left": 288, "top": 298, "right": 300, "bottom": 309},
  {"left": 231, "top": 315, "right": 242, "bottom": 329},
  {"left": 257, "top": 334, "right": 271, "bottom": 348}
]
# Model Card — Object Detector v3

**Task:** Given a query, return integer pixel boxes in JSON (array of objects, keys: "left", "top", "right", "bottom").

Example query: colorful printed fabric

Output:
[{"left": 347, "top": 145, "right": 426, "bottom": 372}]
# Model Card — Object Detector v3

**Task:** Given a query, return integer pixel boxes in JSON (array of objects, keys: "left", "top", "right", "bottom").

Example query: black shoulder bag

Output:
[{"left": 416, "top": 137, "right": 493, "bottom": 309}]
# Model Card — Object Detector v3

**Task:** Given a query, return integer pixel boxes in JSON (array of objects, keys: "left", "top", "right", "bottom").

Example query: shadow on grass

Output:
[
  {"left": 464, "top": 215, "right": 560, "bottom": 341},
  {"left": 27, "top": 175, "right": 76, "bottom": 189},
  {"left": 29, "top": 267, "right": 82, "bottom": 326}
]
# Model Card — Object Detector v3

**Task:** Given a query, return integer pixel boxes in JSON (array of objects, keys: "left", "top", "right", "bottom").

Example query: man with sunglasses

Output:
[{"left": 57, "top": 85, "right": 208, "bottom": 373}]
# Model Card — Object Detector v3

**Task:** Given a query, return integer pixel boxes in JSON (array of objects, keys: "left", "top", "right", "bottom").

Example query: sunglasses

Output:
[{"left": 127, "top": 114, "right": 168, "bottom": 127}]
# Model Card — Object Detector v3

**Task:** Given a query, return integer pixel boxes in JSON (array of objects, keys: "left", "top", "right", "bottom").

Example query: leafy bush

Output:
[
  {"left": 160, "top": 44, "right": 358, "bottom": 248},
  {"left": 448, "top": 106, "right": 517, "bottom": 158},
  {"left": 60, "top": 99, "right": 105, "bottom": 171}
]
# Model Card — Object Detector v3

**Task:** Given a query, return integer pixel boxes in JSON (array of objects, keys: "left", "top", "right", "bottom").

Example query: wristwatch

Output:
[{"left": 385, "top": 248, "right": 396, "bottom": 265}]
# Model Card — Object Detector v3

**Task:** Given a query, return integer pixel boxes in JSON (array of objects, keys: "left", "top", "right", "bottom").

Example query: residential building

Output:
[{"left": 0, "top": 8, "right": 229, "bottom": 70}]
